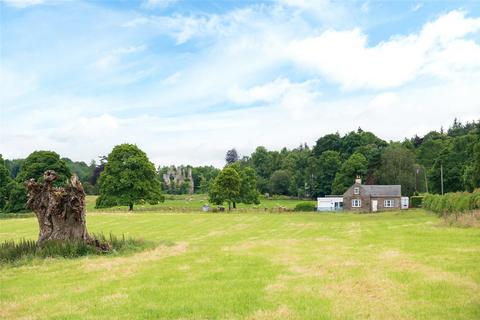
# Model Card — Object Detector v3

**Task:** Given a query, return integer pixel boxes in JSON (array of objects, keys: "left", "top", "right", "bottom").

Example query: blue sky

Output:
[{"left": 1, "top": 0, "right": 479, "bottom": 167}]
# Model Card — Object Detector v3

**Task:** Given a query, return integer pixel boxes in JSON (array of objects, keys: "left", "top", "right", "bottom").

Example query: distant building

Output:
[{"left": 343, "top": 176, "right": 405, "bottom": 212}]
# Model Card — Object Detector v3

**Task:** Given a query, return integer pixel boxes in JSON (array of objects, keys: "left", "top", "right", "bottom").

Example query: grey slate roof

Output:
[{"left": 361, "top": 185, "right": 401, "bottom": 197}]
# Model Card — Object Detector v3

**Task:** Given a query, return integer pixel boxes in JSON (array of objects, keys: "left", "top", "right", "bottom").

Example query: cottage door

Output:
[{"left": 372, "top": 200, "right": 378, "bottom": 212}]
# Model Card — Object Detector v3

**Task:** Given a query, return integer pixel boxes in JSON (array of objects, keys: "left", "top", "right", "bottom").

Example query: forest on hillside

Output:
[{"left": 1, "top": 118, "right": 479, "bottom": 212}]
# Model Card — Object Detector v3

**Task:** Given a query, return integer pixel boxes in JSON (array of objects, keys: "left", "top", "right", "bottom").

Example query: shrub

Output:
[
  {"left": 294, "top": 202, "right": 316, "bottom": 212},
  {"left": 410, "top": 196, "right": 424, "bottom": 208}
]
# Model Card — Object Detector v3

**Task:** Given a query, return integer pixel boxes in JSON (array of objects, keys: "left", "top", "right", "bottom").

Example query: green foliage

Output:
[
  {"left": 269, "top": 170, "right": 291, "bottom": 195},
  {"left": 332, "top": 152, "right": 368, "bottom": 194},
  {"left": 315, "top": 151, "right": 341, "bottom": 196},
  {"left": 3, "top": 181, "right": 28, "bottom": 213},
  {"left": 208, "top": 166, "right": 241, "bottom": 209},
  {"left": 312, "top": 133, "right": 341, "bottom": 156},
  {"left": 4, "top": 158, "right": 23, "bottom": 179},
  {"left": 411, "top": 196, "right": 424, "bottom": 208},
  {"left": 0, "top": 233, "right": 153, "bottom": 265},
  {"left": 0, "top": 155, "right": 12, "bottom": 210},
  {"left": 423, "top": 189, "right": 480, "bottom": 216},
  {"left": 62, "top": 158, "right": 94, "bottom": 184},
  {"left": 237, "top": 166, "right": 260, "bottom": 205},
  {"left": 293, "top": 202, "right": 316, "bottom": 212},
  {"left": 16, "top": 151, "right": 71, "bottom": 186},
  {"left": 96, "top": 144, "right": 164, "bottom": 211},
  {"left": 377, "top": 144, "right": 417, "bottom": 196}
]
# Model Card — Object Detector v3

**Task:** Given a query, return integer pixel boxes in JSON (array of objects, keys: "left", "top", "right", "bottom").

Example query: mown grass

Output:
[{"left": 0, "top": 209, "right": 479, "bottom": 319}]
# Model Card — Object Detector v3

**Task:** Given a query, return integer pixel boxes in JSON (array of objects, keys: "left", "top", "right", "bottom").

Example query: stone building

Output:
[
  {"left": 343, "top": 176, "right": 401, "bottom": 212},
  {"left": 162, "top": 166, "right": 194, "bottom": 194}
]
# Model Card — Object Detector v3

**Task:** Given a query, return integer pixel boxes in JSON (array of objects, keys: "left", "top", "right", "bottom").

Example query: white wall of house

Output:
[{"left": 317, "top": 197, "right": 343, "bottom": 211}]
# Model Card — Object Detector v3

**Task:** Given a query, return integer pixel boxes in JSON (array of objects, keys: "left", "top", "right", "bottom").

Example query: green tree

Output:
[
  {"left": 208, "top": 166, "right": 241, "bottom": 210},
  {"left": 16, "top": 151, "right": 71, "bottom": 186},
  {"left": 4, "top": 151, "right": 71, "bottom": 213},
  {"left": 96, "top": 144, "right": 164, "bottom": 211},
  {"left": 332, "top": 152, "right": 368, "bottom": 194},
  {"left": 377, "top": 144, "right": 416, "bottom": 196},
  {"left": 4, "top": 181, "right": 28, "bottom": 213},
  {"left": 269, "top": 170, "right": 291, "bottom": 195},
  {"left": 315, "top": 151, "right": 341, "bottom": 196},
  {"left": 312, "top": 133, "right": 341, "bottom": 157},
  {"left": 0, "top": 155, "right": 12, "bottom": 210}
]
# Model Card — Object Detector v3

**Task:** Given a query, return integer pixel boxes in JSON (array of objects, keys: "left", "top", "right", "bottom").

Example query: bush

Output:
[
  {"left": 0, "top": 233, "right": 157, "bottom": 265},
  {"left": 294, "top": 202, "right": 316, "bottom": 212},
  {"left": 410, "top": 196, "right": 424, "bottom": 208}
]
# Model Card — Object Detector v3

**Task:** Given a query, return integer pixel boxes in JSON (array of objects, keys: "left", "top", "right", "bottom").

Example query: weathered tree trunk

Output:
[
  {"left": 26, "top": 170, "right": 107, "bottom": 250},
  {"left": 129, "top": 203, "right": 134, "bottom": 211}
]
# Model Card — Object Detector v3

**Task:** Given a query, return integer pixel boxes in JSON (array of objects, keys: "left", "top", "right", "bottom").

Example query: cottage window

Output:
[
  {"left": 352, "top": 199, "right": 361, "bottom": 207},
  {"left": 384, "top": 199, "right": 394, "bottom": 208},
  {"left": 354, "top": 187, "right": 359, "bottom": 195}
]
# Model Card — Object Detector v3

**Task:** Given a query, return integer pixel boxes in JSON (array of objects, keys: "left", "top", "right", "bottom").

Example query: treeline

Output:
[
  {"left": 1, "top": 118, "right": 479, "bottom": 213},
  {"left": 230, "top": 119, "right": 479, "bottom": 198}
]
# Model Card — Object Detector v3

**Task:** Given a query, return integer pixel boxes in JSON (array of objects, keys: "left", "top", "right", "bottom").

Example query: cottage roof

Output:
[{"left": 361, "top": 185, "right": 401, "bottom": 197}]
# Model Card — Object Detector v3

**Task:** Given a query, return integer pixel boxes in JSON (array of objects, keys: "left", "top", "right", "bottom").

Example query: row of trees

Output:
[
  {"left": 226, "top": 119, "right": 479, "bottom": 198},
  {"left": 1, "top": 119, "right": 479, "bottom": 212}
]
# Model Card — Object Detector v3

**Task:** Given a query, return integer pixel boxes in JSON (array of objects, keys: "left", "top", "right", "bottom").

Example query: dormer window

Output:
[{"left": 354, "top": 187, "right": 359, "bottom": 195}]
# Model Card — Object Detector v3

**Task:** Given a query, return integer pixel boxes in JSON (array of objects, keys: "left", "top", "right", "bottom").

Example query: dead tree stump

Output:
[{"left": 26, "top": 170, "right": 108, "bottom": 250}]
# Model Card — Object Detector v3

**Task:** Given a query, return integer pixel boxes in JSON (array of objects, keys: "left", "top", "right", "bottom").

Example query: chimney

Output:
[{"left": 355, "top": 175, "right": 362, "bottom": 184}]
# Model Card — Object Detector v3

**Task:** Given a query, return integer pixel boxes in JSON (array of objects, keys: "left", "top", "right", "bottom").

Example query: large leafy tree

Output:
[
  {"left": 16, "top": 151, "right": 71, "bottom": 185},
  {"left": 209, "top": 166, "right": 241, "bottom": 210},
  {"left": 225, "top": 148, "right": 239, "bottom": 164},
  {"left": 315, "top": 151, "right": 341, "bottom": 196},
  {"left": 96, "top": 144, "right": 164, "bottom": 211},
  {"left": 332, "top": 152, "right": 368, "bottom": 194},
  {"left": 376, "top": 144, "right": 417, "bottom": 196},
  {"left": 312, "top": 133, "right": 341, "bottom": 157},
  {"left": 4, "top": 151, "right": 71, "bottom": 213},
  {"left": 269, "top": 170, "right": 291, "bottom": 195},
  {"left": 0, "top": 155, "right": 12, "bottom": 210}
]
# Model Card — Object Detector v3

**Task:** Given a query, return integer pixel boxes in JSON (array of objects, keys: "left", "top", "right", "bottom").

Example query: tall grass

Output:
[{"left": 0, "top": 233, "right": 156, "bottom": 265}]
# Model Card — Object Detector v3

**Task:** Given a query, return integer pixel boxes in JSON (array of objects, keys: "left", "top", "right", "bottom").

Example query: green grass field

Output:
[
  {"left": 86, "top": 194, "right": 316, "bottom": 212},
  {"left": 1, "top": 209, "right": 479, "bottom": 319}
]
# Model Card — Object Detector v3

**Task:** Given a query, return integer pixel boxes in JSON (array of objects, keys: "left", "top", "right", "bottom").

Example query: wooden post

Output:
[{"left": 440, "top": 162, "right": 444, "bottom": 195}]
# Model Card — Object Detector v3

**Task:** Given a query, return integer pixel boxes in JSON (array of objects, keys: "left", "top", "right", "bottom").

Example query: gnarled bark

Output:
[{"left": 26, "top": 170, "right": 108, "bottom": 250}]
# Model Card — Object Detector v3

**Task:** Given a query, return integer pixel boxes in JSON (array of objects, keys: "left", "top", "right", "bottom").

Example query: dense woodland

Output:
[{"left": 0, "top": 119, "right": 479, "bottom": 212}]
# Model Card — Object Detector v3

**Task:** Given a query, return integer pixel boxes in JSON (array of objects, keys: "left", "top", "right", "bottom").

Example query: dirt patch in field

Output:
[{"left": 322, "top": 275, "right": 405, "bottom": 319}]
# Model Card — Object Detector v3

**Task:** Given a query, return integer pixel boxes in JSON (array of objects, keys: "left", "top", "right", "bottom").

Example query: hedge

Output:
[
  {"left": 294, "top": 202, "right": 317, "bottom": 212},
  {"left": 423, "top": 189, "right": 480, "bottom": 216},
  {"left": 410, "top": 196, "right": 424, "bottom": 208}
]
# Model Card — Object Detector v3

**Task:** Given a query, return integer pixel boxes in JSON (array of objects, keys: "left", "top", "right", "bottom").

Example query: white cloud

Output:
[
  {"left": 0, "top": 67, "right": 37, "bottom": 103},
  {"left": 288, "top": 10, "right": 480, "bottom": 90},
  {"left": 94, "top": 45, "right": 146, "bottom": 70},
  {"left": 1, "top": 0, "right": 45, "bottom": 8}
]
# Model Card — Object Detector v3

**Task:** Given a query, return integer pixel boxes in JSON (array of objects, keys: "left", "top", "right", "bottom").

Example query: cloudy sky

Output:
[{"left": 1, "top": 0, "right": 479, "bottom": 167}]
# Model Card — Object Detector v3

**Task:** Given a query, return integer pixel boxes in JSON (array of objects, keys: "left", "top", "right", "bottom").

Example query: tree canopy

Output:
[{"left": 96, "top": 144, "right": 164, "bottom": 211}]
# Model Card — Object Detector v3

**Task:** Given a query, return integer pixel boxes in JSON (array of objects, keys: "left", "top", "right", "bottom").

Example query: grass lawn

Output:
[
  {"left": 1, "top": 209, "right": 479, "bottom": 319},
  {"left": 86, "top": 194, "right": 316, "bottom": 212}
]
